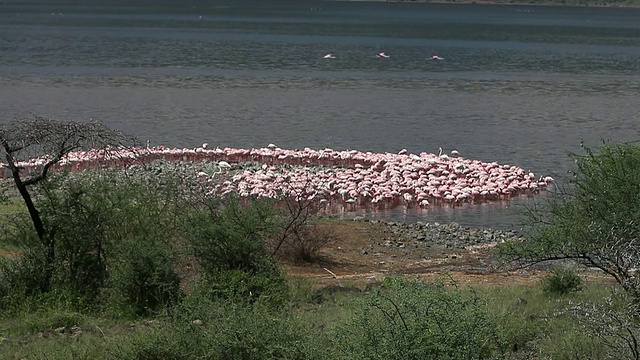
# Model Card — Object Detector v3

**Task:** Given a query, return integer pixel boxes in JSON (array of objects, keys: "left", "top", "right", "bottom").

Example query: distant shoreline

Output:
[{"left": 336, "top": 0, "right": 640, "bottom": 8}]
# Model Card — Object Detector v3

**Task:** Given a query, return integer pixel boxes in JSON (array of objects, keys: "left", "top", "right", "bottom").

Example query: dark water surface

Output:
[{"left": 2, "top": 0, "right": 640, "bottom": 229}]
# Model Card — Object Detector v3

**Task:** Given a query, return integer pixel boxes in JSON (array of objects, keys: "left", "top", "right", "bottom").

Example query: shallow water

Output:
[{"left": 2, "top": 0, "right": 640, "bottom": 229}]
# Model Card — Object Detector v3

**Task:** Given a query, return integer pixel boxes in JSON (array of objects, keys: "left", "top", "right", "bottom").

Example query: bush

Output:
[
  {"left": 115, "top": 296, "right": 325, "bottom": 360},
  {"left": 274, "top": 222, "right": 335, "bottom": 263},
  {"left": 542, "top": 266, "right": 583, "bottom": 296},
  {"left": 571, "top": 291, "right": 640, "bottom": 360},
  {"left": 334, "top": 276, "right": 507, "bottom": 360},
  {"left": 0, "top": 169, "right": 185, "bottom": 313},
  {"left": 498, "top": 141, "right": 640, "bottom": 300},
  {"left": 106, "top": 238, "right": 182, "bottom": 316},
  {"left": 270, "top": 194, "right": 333, "bottom": 263},
  {"left": 0, "top": 246, "right": 47, "bottom": 311},
  {"left": 184, "top": 196, "right": 288, "bottom": 304}
]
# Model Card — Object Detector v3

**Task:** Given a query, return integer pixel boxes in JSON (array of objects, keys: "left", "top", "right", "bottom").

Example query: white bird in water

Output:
[
  {"left": 323, "top": 53, "right": 336, "bottom": 59},
  {"left": 377, "top": 52, "right": 390, "bottom": 58},
  {"left": 428, "top": 55, "right": 444, "bottom": 60}
]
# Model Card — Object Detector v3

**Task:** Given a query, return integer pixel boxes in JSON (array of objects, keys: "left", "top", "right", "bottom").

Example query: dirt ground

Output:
[{"left": 282, "top": 220, "right": 556, "bottom": 289}]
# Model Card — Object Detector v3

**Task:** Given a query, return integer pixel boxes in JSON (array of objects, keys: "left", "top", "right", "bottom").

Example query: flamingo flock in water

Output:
[{"left": 0, "top": 145, "right": 553, "bottom": 211}]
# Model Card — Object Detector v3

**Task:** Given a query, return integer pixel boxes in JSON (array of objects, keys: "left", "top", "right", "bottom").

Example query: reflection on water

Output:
[{"left": 334, "top": 194, "right": 543, "bottom": 231}]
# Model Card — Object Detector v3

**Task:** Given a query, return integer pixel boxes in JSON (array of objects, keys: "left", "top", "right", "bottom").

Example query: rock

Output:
[{"left": 379, "top": 220, "right": 521, "bottom": 249}]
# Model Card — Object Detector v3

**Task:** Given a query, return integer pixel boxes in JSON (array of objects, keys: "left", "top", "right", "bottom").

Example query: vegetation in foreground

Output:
[
  {"left": 2, "top": 118, "right": 640, "bottom": 358},
  {"left": 0, "top": 163, "right": 629, "bottom": 359}
]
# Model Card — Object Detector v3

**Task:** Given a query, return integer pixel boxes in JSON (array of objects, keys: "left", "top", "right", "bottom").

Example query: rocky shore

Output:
[{"left": 371, "top": 220, "right": 521, "bottom": 249}]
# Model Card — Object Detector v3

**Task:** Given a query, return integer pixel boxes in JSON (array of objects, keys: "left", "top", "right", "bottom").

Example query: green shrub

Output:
[
  {"left": 542, "top": 266, "right": 583, "bottom": 296},
  {"left": 115, "top": 296, "right": 325, "bottom": 360},
  {"left": 498, "top": 141, "right": 640, "bottom": 300},
  {"left": 0, "top": 244, "right": 43, "bottom": 289},
  {"left": 0, "top": 169, "right": 185, "bottom": 314},
  {"left": 184, "top": 196, "right": 288, "bottom": 304},
  {"left": 334, "top": 276, "right": 507, "bottom": 360},
  {"left": 186, "top": 196, "right": 279, "bottom": 274},
  {"left": 106, "top": 238, "right": 182, "bottom": 316}
]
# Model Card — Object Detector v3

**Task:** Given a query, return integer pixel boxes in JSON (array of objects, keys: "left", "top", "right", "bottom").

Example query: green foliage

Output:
[
  {"left": 106, "top": 239, "right": 182, "bottom": 316},
  {"left": 115, "top": 295, "right": 324, "bottom": 360},
  {"left": 184, "top": 196, "right": 288, "bottom": 304},
  {"left": 0, "top": 169, "right": 184, "bottom": 314},
  {"left": 479, "top": 282, "right": 612, "bottom": 359},
  {"left": 185, "top": 196, "right": 279, "bottom": 274},
  {"left": 0, "top": 242, "right": 46, "bottom": 302},
  {"left": 498, "top": 141, "right": 640, "bottom": 299},
  {"left": 542, "top": 266, "right": 583, "bottom": 296},
  {"left": 335, "top": 276, "right": 506, "bottom": 360},
  {"left": 0, "top": 183, "right": 9, "bottom": 206},
  {"left": 0, "top": 277, "right": 618, "bottom": 360}
]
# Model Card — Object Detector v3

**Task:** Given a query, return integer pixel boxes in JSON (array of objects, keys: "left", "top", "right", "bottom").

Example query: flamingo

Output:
[
  {"left": 438, "top": 147, "right": 450, "bottom": 161},
  {"left": 13, "top": 144, "right": 554, "bottom": 208},
  {"left": 377, "top": 52, "right": 390, "bottom": 58},
  {"left": 323, "top": 53, "right": 335, "bottom": 59}
]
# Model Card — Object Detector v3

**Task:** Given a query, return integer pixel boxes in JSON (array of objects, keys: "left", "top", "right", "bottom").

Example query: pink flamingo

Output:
[{"left": 15, "top": 145, "right": 554, "bottom": 209}]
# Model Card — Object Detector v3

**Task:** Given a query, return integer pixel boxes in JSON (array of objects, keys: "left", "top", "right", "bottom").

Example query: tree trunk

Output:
[{"left": 11, "top": 169, "right": 54, "bottom": 292}]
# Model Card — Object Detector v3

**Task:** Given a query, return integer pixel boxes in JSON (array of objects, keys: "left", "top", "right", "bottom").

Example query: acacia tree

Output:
[
  {"left": 497, "top": 141, "right": 640, "bottom": 300},
  {"left": 0, "top": 115, "right": 134, "bottom": 292}
]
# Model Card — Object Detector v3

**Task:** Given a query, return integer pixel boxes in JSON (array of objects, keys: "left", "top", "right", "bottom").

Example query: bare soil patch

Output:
[{"left": 282, "top": 220, "right": 605, "bottom": 288}]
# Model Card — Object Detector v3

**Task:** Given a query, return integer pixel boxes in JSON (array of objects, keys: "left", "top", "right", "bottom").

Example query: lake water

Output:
[{"left": 1, "top": 0, "right": 640, "bottom": 229}]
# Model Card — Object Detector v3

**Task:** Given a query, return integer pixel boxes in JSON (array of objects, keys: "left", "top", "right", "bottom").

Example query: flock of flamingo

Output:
[{"left": 1, "top": 144, "right": 553, "bottom": 211}]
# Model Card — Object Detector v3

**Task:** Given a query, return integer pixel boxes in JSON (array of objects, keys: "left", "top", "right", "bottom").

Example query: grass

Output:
[
  {"left": 480, "top": 278, "right": 614, "bottom": 359},
  {"left": 0, "top": 200, "right": 24, "bottom": 215},
  {"left": 0, "top": 199, "right": 26, "bottom": 256},
  {"left": 0, "top": 275, "right": 617, "bottom": 359}
]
